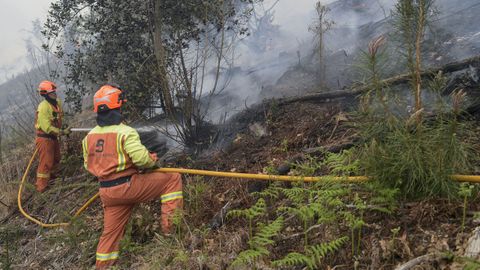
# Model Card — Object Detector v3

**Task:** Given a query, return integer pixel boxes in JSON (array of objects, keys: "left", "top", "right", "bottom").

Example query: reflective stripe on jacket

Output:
[
  {"left": 82, "top": 124, "right": 156, "bottom": 181},
  {"left": 35, "top": 99, "right": 63, "bottom": 136}
]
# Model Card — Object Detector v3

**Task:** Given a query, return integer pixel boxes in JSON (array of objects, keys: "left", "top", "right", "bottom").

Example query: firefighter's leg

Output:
[
  {"left": 35, "top": 137, "right": 55, "bottom": 192},
  {"left": 127, "top": 172, "right": 183, "bottom": 234},
  {"left": 96, "top": 203, "right": 133, "bottom": 269},
  {"left": 50, "top": 140, "right": 61, "bottom": 180},
  {"left": 159, "top": 173, "right": 183, "bottom": 234}
]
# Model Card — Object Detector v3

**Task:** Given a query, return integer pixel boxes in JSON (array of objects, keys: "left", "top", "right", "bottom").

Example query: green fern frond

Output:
[
  {"left": 317, "top": 211, "right": 336, "bottom": 224},
  {"left": 249, "top": 217, "right": 284, "bottom": 247},
  {"left": 227, "top": 198, "right": 267, "bottom": 220},
  {"left": 281, "top": 187, "right": 308, "bottom": 204},
  {"left": 251, "top": 182, "right": 282, "bottom": 200},
  {"left": 323, "top": 150, "right": 360, "bottom": 176},
  {"left": 230, "top": 247, "right": 269, "bottom": 268},
  {"left": 230, "top": 217, "right": 284, "bottom": 268},
  {"left": 307, "top": 236, "right": 349, "bottom": 265},
  {"left": 314, "top": 187, "right": 350, "bottom": 199},
  {"left": 277, "top": 205, "right": 315, "bottom": 223},
  {"left": 272, "top": 236, "right": 349, "bottom": 270},
  {"left": 366, "top": 183, "right": 399, "bottom": 213},
  {"left": 272, "top": 252, "right": 315, "bottom": 269}
]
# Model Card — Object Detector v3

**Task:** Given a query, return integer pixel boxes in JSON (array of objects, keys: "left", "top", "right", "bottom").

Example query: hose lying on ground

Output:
[{"left": 17, "top": 149, "right": 480, "bottom": 228}]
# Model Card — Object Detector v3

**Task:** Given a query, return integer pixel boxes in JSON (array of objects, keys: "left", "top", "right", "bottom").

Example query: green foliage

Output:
[
  {"left": 276, "top": 138, "right": 289, "bottom": 153},
  {"left": 0, "top": 225, "right": 23, "bottom": 269},
  {"left": 228, "top": 198, "right": 267, "bottom": 240},
  {"left": 458, "top": 183, "right": 475, "bottom": 234},
  {"left": 390, "top": 227, "right": 401, "bottom": 262},
  {"left": 292, "top": 154, "right": 323, "bottom": 177},
  {"left": 265, "top": 99, "right": 280, "bottom": 128},
  {"left": 358, "top": 116, "right": 474, "bottom": 198},
  {"left": 464, "top": 259, "right": 480, "bottom": 270},
  {"left": 184, "top": 177, "right": 211, "bottom": 214},
  {"left": 278, "top": 203, "right": 317, "bottom": 247},
  {"left": 251, "top": 181, "right": 282, "bottom": 200},
  {"left": 343, "top": 193, "right": 366, "bottom": 256},
  {"left": 46, "top": 216, "right": 100, "bottom": 263},
  {"left": 262, "top": 160, "right": 279, "bottom": 175},
  {"left": 44, "top": 0, "right": 259, "bottom": 111},
  {"left": 280, "top": 186, "right": 309, "bottom": 205},
  {"left": 272, "top": 236, "right": 349, "bottom": 269},
  {"left": 354, "top": 0, "right": 475, "bottom": 199},
  {"left": 364, "top": 182, "right": 399, "bottom": 214},
  {"left": 279, "top": 180, "right": 350, "bottom": 247},
  {"left": 172, "top": 208, "right": 184, "bottom": 240},
  {"left": 323, "top": 149, "right": 360, "bottom": 176},
  {"left": 292, "top": 150, "right": 359, "bottom": 179},
  {"left": 230, "top": 217, "right": 284, "bottom": 268},
  {"left": 227, "top": 198, "right": 267, "bottom": 222},
  {"left": 356, "top": 42, "right": 474, "bottom": 199},
  {"left": 391, "top": 0, "right": 435, "bottom": 76}
]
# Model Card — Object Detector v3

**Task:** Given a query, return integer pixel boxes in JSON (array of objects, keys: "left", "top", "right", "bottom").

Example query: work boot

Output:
[{"left": 36, "top": 178, "right": 49, "bottom": 193}]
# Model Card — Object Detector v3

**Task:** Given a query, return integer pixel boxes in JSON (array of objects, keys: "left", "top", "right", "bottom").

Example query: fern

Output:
[
  {"left": 366, "top": 183, "right": 399, "bottom": 214},
  {"left": 251, "top": 182, "right": 282, "bottom": 200},
  {"left": 230, "top": 248, "right": 269, "bottom": 268},
  {"left": 291, "top": 155, "right": 323, "bottom": 177},
  {"left": 281, "top": 187, "right": 308, "bottom": 205},
  {"left": 228, "top": 198, "right": 267, "bottom": 239},
  {"left": 311, "top": 185, "right": 350, "bottom": 208},
  {"left": 249, "top": 217, "right": 284, "bottom": 247},
  {"left": 323, "top": 149, "right": 360, "bottom": 176},
  {"left": 343, "top": 193, "right": 367, "bottom": 256},
  {"left": 227, "top": 198, "right": 267, "bottom": 220},
  {"left": 230, "top": 217, "right": 284, "bottom": 269},
  {"left": 272, "top": 252, "right": 314, "bottom": 269},
  {"left": 272, "top": 236, "right": 349, "bottom": 269},
  {"left": 312, "top": 187, "right": 350, "bottom": 199}
]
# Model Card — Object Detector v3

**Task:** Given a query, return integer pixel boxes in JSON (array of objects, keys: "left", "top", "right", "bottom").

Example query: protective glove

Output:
[
  {"left": 148, "top": 152, "right": 163, "bottom": 169},
  {"left": 60, "top": 127, "right": 72, "bottom": 136}
]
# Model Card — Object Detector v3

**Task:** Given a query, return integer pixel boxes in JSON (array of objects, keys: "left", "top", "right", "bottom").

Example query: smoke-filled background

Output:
[
  {"left": 202, "top": 0, "right": 480, "bottom": 123},
  {"left": 202, "top": 0, "right": 395, "bottom": 122},
  {"left": 1, "top": 0, "right": 480, "bottom": 129}
]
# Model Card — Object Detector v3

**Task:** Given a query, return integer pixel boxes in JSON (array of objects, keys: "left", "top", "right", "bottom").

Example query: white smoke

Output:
[{"left": 202, "top": 0, "right": 400, "bottom": 123}]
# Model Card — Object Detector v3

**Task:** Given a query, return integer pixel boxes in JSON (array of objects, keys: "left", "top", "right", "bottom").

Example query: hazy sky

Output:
[
  {"left": 0, "top": 0, "right": 52, "bottom": 82},
  {"left": 267, "top": 0, "right": 329, "bottom": 35},
  {"left": 0, "top": 0, "right": 322, "bottom": 83}
]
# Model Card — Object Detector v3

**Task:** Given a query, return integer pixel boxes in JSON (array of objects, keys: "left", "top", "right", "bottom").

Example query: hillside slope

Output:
[{"left": 2, "top": 96, "right": 480, "bottom": 269}]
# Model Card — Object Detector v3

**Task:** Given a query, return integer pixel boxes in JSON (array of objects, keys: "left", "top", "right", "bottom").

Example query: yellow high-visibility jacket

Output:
[
  {"left": 82, "top": 124, "right": 157, "bottom": 181},
  {"left": 35, "top": 99, "right": 63, "bottom": 136}
]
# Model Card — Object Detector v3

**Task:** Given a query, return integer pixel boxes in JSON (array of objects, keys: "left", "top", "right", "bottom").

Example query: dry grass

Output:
[{"left": 0, "top": 143, "right": 35, "bottom": 218}]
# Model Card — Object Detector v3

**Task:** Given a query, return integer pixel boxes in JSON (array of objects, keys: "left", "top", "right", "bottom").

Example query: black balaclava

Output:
[
  {"left": 42, "top": 94, "right": 58, "bottom": 107},
  {"left": 96, "top": 108, "right": 123, "bottom": 127}
]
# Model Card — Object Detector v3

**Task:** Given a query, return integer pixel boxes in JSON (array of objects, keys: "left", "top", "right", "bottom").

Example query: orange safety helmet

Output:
[
  {"left": 38, "top": 80, "right": 57, "bottom": 94},
  {"left": 93, "top": 85, "right": 126, "bottom": 112}
]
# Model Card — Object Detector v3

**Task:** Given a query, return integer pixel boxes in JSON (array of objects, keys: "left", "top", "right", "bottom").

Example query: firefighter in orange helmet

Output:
[
  {"left": 82, "top": 85, "right": 183, "bottom": 269},
  {"left": 35, "top": 80, "right": 70, "bottom": 192}
]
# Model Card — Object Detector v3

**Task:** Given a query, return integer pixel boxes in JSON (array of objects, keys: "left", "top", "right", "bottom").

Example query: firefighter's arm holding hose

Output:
[{"left": 121, "top": 125, "right": 159, "bottom": 169}]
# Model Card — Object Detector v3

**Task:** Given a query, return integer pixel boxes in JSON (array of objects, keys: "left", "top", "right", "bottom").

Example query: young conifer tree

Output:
[{"left": 392, "top": 0, "right": 435, "bottom": 121}]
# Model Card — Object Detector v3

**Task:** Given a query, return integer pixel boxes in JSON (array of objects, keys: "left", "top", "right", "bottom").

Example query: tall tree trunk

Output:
[{"left": 153, "top": 0, "right": 174, "bottom": 116}]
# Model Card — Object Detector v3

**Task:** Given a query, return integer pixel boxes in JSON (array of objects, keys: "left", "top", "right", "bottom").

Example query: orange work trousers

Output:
[
  {"left": 96, "top": 172, "right": 183, "bottom": 269},
  {"left": 35, "top": 137, "right": 60, "bottom": 192}
]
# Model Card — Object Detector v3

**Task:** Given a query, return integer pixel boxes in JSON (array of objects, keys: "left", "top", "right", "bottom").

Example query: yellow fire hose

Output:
[{"left": 17, "top": 149, "right": 480, "bottom": 228}]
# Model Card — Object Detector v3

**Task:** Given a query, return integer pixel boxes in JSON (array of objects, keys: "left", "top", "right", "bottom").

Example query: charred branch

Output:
[{"left": 281, "top": 55, "right": 480, "bottom": 105}]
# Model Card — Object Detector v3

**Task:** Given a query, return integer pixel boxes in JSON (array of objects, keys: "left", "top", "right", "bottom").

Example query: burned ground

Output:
[{"left": 2, "top": 97, "right": 480, "bottom": 269}]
